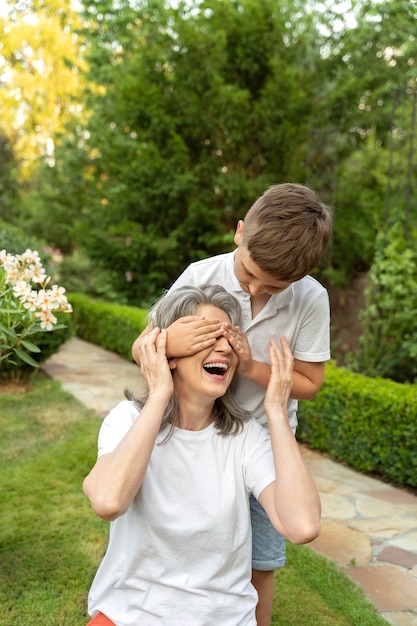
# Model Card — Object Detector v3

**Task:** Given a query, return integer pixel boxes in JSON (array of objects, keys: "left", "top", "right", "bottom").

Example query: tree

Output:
[
  {"left": 19, "top": 0, "right": 417, "bottom": 304},
  {"left": 0, "top": 0, "right": 88, "bottom": 181},
  {"left": 0, "top": 134, "right": 20, "bottom": 221},
  {"left": 55, "top": 0, "right": 331, "bottom": 304}
]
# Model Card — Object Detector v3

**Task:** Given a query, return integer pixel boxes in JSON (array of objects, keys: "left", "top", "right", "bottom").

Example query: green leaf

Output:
[
  {"left": 20, "top": 339, "right": 41, "bottom": 353},
  {"left": 0, "top": 325, "right": 18, "bottom": 340},
  {"left": 13, "top": 348, "right": 40, "bottom": 368}
]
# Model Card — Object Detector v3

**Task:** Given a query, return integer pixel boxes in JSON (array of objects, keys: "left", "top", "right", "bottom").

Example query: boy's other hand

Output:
[{"left": 223, "top": 325, "right": 253, "bottom": 376}]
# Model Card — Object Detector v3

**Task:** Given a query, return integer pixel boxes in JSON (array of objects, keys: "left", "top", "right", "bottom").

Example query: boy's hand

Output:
[
  {"left": 166, "top": 316, "right": 224, "bottom": 357},
  {"left": 223, "top": 325, "right": 253, "bottom": 376}
]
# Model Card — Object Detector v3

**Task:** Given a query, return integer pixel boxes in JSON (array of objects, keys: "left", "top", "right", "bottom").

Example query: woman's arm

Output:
[
  {"left": 83, "top": 328, "right": 173, "bottom": 521},
  {"left": 258, "top": 337, "right": 321, "bottom": 544}
]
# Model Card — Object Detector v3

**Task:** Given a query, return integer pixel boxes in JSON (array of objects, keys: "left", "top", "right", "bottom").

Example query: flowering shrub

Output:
[{"left": 0, "top": 248, "right": 73, "bottom": 380}]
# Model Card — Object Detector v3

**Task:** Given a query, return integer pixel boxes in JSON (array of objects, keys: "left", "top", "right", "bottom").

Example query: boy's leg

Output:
[
  {"left": 252, "top": 569, "right": 276, "bottom": 626},
  {"left": 250, "top": 495, "right": 286, "bottom": 626}
]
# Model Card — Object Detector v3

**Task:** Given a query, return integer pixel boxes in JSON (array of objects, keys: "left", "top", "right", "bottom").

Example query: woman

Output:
[{"left": 83, "top": 285, "right": 320, "bottom": 626}]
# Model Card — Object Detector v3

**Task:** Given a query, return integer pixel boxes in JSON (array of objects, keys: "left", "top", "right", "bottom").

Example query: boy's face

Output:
[{"left": 233, "top": 221, "right": 291, "bottom": 297}]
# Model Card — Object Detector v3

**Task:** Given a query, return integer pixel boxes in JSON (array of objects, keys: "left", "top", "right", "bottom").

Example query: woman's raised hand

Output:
[
  {"left": 138, "top": 327, "right": 174, "bottom": 401},
  {"left": 264, "top": 337, "right": 294, "bottom": 417}
]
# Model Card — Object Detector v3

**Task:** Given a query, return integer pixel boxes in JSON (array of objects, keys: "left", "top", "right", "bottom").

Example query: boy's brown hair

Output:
[{"left": 241, "top": 183, "right": 333, "bottom": 282}]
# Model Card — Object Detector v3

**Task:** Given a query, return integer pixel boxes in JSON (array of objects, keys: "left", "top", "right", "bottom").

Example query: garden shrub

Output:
[
  {"left": 297, "top": 361, "right": 417, "bottom": 489},
  {"left": 0, "top": 221, "right": 49, "bottom": 261},
  {"left": 68, "top": 293, "right": 148, "bottom": 361},
  {"left": 0, "top": 228, "right": 75, "bottom": 381},
  {"left": 350, "top": 223, "right": 417, "bottom": 383}
]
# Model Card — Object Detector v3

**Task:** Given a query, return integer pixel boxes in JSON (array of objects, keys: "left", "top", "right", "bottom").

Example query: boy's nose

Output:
[{"left": 248, "top": 280, "right": 263, "bottom": 296}]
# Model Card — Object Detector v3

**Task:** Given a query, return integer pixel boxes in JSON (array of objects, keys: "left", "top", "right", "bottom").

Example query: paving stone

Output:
[
  {"left": 377, "top": 547, "right": 417, "bottom": 569},
  {"left": 319, "top": 492, "right": 356, "bottom": 519},
  {"left": 381, "top": 611, "right": 417, "bottom": 626},
  {"left": 344, "top": 564, "right": 417, "bottom": 612},
  {"left": 355, "top": 494, "right": 406, "bottom": 519},
  {"left": 364, "top": 489, "right": 417, "bottom": 507},
  {"left": 308, "top": 519, "right": 372, "bottom": 566},
  {"left": 389, "top": 537, "right": 417, "bottom": 553},
  {"left": 350, "top": 517, "right": 417, "bottom": 539}
]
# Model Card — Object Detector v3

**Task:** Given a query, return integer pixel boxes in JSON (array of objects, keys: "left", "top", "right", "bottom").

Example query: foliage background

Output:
[{"left": 1, "top": 0, "right": 417, "bottom": 378}]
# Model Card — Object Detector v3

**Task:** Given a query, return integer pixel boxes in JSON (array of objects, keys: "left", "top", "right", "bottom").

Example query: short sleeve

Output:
[
  {"left": 243, "top": 420, "right": 276, "bottom": 499},
  {"left": 97, "top": 400, "right": 139, "bottom": 457},
  {"left": 292, "top": 288, "right": 331, "bottom": 362}
]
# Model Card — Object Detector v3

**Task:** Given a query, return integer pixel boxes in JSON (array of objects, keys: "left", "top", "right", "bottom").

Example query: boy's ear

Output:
[
  {"left": 234, "top": 220, "right": 244, "bottom": 246},
  {"left": 168, "top": 357, "right": 177, "bottom": 371}
]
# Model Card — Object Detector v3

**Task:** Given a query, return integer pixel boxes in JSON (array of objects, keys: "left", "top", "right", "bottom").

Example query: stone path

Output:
[{"left": 42, "top": 337, "right": 417, "bottom": 626}]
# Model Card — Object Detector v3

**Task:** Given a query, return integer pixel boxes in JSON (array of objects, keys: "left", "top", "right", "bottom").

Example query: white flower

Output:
[
  {"left": 35, "top": 309, "right": 57, "bottom": 330},
  {"left": 12, "top": 281, "right": 32, "bottom": 302},
  {"left": 48, "top": 284, "right": 69, "bottom": 308},
  {"left": 23, "top": 291, "right": 39, "bottom": 312},
  {"left": 35, "top": 289, "right": 56, "bottom": 311}
]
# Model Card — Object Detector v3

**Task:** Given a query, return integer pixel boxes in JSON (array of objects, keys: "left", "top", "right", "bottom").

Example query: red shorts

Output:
[{"left": 87, "top": 612, "right": 116, "bottom": 626}]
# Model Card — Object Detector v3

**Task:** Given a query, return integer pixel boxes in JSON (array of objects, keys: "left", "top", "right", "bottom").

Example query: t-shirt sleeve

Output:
[
  {"left": 292, "top": 288, "right": 331, "bottom": 362},
  {"left": 97, "top": 400, "right": 139, "bottom": 457},
  {"left": 243, "top": 420, "right": 276, "bottom": 499}
]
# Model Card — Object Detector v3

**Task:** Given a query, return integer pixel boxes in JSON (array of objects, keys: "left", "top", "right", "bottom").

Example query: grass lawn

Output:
[{"left": 0, "top": 375, "right": 389, "bottom": 626}]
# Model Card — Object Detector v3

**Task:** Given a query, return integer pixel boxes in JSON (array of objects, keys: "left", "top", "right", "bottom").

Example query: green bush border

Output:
[
  {"left": 297, "top": 361, "right": 417, "bottom": 489},
  {"left": 68, "top": 293, "right": 148, "bottom": 361}
]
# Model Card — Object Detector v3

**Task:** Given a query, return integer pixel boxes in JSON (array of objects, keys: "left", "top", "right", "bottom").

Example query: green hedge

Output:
[
  {"left": 68, "top": 293, "right": 148, "bottom": 361},
  {"left": 297, "top": 361, "right": 417, "bottom": 489}
]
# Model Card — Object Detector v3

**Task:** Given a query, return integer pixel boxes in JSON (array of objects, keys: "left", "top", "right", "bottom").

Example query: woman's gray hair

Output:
[
  {"left": 150, "top": 283, "right": 241, "bottom": 329},
  {"left": 126, "top": 284, "right": 250, "bottom": 441}
]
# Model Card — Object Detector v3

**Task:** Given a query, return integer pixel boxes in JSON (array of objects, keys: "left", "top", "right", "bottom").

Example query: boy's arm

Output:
[
  {"left": 224, "top": 325, "right": 325, "bottom": 399},
  {"left": 235, "top": 357, "right": 325, "bottom": 400}
]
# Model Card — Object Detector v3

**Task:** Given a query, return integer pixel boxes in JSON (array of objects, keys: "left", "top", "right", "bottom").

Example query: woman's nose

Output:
[{"left": 215, "top": 335, "right": 232, "bottom": 352}]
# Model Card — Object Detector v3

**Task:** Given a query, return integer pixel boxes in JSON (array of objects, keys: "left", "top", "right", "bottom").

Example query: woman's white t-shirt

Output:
[{"left": 88, "top": 400, "right": 276, "bottom": 626}]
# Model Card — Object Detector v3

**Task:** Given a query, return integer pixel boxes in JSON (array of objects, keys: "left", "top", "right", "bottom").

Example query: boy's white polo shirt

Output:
[{"left": 169, "top": 251, "right": 331, "bottom": 432}]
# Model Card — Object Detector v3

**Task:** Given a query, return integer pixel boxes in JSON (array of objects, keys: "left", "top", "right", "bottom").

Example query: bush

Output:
[
  {"left": 297, "top": 361, "right": 417, "bottom": 489},
  {"left": 0, "top": 236, "right": 75, "bottom": 383},
  {"left": 57, "top": 249, "right": 128, "bottom": 303},
  {"left": 0, "top": 221, "right": 49, "bottom": 260},
  {"left": 68, "top": 293, "right": 148, "bottom": 360},
  {"left": 350, "top": 223, "right": 417, "bottom": 383}
]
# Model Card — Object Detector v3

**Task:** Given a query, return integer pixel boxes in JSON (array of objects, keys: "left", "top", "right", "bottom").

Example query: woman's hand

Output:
[
  {"left": 138, "top": 327, "right": 174, "bottom": 402},
  {"left": 264, "top": 337, "right": 294, "bottom": 417}
]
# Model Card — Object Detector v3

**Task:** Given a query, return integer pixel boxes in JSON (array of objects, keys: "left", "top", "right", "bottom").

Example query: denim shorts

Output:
[{"left": 250, "top": 495, "right": 287, "bottom": 571}]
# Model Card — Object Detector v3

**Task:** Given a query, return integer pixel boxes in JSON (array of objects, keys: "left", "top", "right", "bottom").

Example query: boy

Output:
[{"left": 132, "top": 183, "right": 332, "bottom": 626}]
